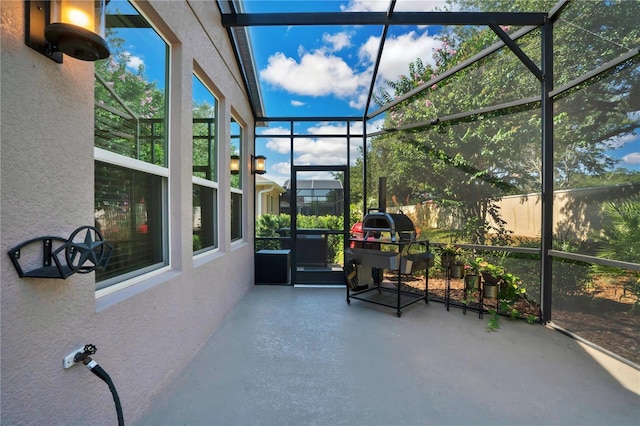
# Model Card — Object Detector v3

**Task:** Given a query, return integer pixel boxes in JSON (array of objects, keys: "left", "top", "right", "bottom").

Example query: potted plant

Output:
[
  {"left": 471, "top": 257, "right": 529, "bottom": 330},
  {"left": 450, "top": 259, "right": 464, "bottom": 279},
  {"left": 464, "top": 261, "right": 481, "bottom": 289},
  {"left": 438, "top": 244, "right": 462, "bottom": 268},
  {"left": 473, "top": 257, "right": 504, "bottom": 298}
]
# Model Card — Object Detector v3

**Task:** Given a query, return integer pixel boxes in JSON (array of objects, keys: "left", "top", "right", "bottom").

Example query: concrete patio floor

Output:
[{"left": 136, "top": 286, "right": 640, "bottom": 426}]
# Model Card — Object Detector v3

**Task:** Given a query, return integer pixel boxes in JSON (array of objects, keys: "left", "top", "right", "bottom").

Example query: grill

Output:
[{"left": 361, "top": 210, "right": 416, "bottom": 242}]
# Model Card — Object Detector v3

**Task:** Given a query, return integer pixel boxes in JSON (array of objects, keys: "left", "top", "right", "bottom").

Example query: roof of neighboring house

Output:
[
  {"left": 282, "top": 179, "right": 343, "bottom": 190},
  {"left": 255, "top": 175, "right": 286, "bottom": 193}
]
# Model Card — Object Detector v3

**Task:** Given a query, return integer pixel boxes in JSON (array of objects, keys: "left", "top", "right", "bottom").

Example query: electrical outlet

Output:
[{"left": 63, "top": 347, "right": 85, "bottom": 369}]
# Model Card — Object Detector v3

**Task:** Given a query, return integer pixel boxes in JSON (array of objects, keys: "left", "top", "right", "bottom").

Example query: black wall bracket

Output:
[{"left": 8, "top": 226, "right": 113, "bottom": 279}]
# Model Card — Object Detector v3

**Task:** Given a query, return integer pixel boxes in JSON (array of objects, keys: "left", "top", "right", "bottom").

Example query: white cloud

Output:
[
  {"left": 259, "top": 17, "right": 443, "bottom": 110},
  {"left": 291, "top": 100, "right": 306, "bottom": 107},
  {"left": 606, "top": 132, "right": 637, "bottom": 149},
  {"left": 360, "top": 30, "right": 441, "bottom": 83},
  {"left": 260, "top": 51, "right": 366, "bottom": 98},
  {"left": 341, "top": 0, "right": 451, "bottom": 12},
  {"left": 124, "top": 52, "right": 144, "bottom": 71},
  {"left": 269, "top": 161, "right": 292, "bottom": 186},
  {"left": 266, "top": 138, "right": 291, "bottom": 154},
  {"left": 262, "top": 122, "right": 371, "bottom": 168},
  {"left": 349, "top": 91, "right": 370, "bottom": 110},
  {"left": 323, "top": 32, "right": 352, "bottom": 52},
  {"left": 622, "top": 152, "right": 640, "bottom": 165},
  {"left": 340, "top": 0, "right": 387, "bottom": 12},
  {"left": 272, "top": 161, "right": 292, "bottom": 175},
  {"left": 365, "top": 117, "right": 386, "bottom": 133},
  {"left": 259, "top": 126, "right": 290, "bottom": 136}
]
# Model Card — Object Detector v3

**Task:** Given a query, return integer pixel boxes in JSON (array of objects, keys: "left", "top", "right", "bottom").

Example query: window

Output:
[
  {"left": 94, "top": 0, "right": 169, "bottom": 288},
  {"left": 230, "top": 118, "right": 243, "bottom": 241},
  {"left": 192, "top": 74, "right": 218, "bottom": 253}
]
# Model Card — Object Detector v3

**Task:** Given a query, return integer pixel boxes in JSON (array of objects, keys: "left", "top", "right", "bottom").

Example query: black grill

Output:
[{"left": 361, "top": 210, "right": 415, "bottom": 242}]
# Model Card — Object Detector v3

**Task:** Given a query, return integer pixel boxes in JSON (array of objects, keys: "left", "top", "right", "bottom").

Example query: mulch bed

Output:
[{"left": 385, "top": 272, "right": 640, "bottom": 366}]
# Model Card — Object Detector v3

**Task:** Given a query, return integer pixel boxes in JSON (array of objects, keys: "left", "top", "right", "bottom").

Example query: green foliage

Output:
[
  {"left": 359, "top": 0, "right": 640, "bottom": 248},
  {"left": 486, "top": 309, "right": 500, "bottom": 332},
  {"left": 593, "top": 198, "right": 640, "bottom": 310},
  {"left": 550, "top": 237, "right": 595, "bottom": 298},
  {"left": 256, "top": 214, "right": 289, "bottom": 237},
  {"left": 256, "top": 214, "right": 345, "bottom": 264},
  {"left": 473, "top": 257, "right": 531, "bottom": 328}
]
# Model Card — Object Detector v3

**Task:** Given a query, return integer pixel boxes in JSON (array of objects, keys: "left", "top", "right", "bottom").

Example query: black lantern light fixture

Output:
[
  {"left": 252, "top": 155, "right": 267, "bottom": 175},
  {"left": 230, "top": 155, "right": 240, "bottom": 175},
  {"left": 25, "top": 0, "right": 110, "bottom": 63}
]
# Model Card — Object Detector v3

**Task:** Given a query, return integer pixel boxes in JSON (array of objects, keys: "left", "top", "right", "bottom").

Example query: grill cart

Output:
[{"left": 346, "top": 210, "right": 434, "bottom": 317}]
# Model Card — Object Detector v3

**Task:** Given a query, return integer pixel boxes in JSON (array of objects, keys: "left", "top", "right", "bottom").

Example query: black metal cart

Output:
[{"left": 345, "top": 210, "right": 433, "bottom": 317}]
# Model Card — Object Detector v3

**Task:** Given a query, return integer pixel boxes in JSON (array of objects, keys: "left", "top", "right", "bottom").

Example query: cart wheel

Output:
[
  {"left": 347, "top": 299, "right": 351, "bottom": 305},
  {"left": 397, "top": 311, "right": 402, "bottom": 318}
]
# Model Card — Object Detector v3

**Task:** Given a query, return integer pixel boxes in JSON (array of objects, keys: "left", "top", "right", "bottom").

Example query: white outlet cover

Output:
[{"left": 63, "top": 347, "right": 85, "bottom": 369}]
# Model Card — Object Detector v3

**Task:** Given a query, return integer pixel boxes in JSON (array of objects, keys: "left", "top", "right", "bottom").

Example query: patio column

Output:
[{"left": 540, "top": 18, "right": 554, "bottom": 323}]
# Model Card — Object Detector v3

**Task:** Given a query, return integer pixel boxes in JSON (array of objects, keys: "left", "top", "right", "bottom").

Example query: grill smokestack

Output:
[{"left": 378, "top": 177, "right": 387, "bottom": 212}]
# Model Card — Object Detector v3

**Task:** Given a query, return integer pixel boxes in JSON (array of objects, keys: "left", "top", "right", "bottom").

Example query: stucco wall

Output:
[{"left": 1, "top": 1, "right": 255, "bottom": 424}]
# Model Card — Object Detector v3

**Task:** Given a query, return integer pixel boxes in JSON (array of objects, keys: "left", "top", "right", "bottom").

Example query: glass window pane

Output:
[
  {"left": 95, "top": 0, "right": 168, "bottom": 166},
  {"left": 231, "top": 192, "right": 242, "bottom": 241},
  {"left": 95, "top": 162, "right": 166, "bottom": 286},
  {"left": 193, "top": 185, "right": 217, "bottom": 252},
  {"left": 94, "top": 0, "right": 169, "bottom": 288},
  {"left": 192, "top": 74, "right": 219, "bottom": 254},
  {"left": 192, "top": 75, "right": 217, "bottom": 180},
  {"left": 231, "top": 119, "right": 242, "bottom": 189}
]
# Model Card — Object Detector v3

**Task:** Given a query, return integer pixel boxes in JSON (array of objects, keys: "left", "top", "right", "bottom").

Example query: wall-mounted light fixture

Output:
[
  {"left": 230, "top": 155, "right": 240, "bottom": 175},
  {"left": 25, "top": 0, "right": 110, "bottom": 63},
  {"left": 252, "top": 155, "right": 267, "bottom": 175}
]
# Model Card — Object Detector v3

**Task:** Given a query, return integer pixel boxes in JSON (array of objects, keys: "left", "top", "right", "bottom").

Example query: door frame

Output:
[{"left": 290, "top": 165, "right": 350, "bottom": 285}]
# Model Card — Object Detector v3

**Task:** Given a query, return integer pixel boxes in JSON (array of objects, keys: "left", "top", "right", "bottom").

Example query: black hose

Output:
[{"left": 84, "top": 359, "right": 125, "bottom": 426}]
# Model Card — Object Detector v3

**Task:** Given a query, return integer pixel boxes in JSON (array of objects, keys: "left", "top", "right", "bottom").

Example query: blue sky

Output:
[
  {"left": 245, "top": 0, "right": 447, "bottom": 118},
  {"left": 108, "top": 0, "right": 640, "bottom": 186},
  {"left": 243, "top": 0, "right": 452, "bottom": 184}
]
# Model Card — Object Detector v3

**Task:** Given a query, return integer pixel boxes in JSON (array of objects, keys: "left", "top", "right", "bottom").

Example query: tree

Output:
[
  {"left": 594, "top": 197, "right": 640, "bottom": 309},
  {"left": 362, "top": 0, "right": 640, "bottom": 243}
]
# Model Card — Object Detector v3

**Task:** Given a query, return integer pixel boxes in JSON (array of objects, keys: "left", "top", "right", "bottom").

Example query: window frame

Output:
[
  {"left": 192, "top": 73, "right": 220, "bottom": 255},
  {"left": 94, "top": 0, "right": 171, "bottom": 293},
  {"left": 230, "top": 117, "right": 244, "bottom": 242}
]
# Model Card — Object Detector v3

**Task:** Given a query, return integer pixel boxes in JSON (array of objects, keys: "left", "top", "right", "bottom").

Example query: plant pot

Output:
[
  {"left": 441, "top": 255, "right": 455, "bottom": 268},
  {"left": 481, "top": 271, "right": 499, "bottom": 285},
  {"left": 450, "top": 264, "right": 464, "bottom": 279},
  {"left": 483, "top": 282, "right": 498, "bottom": 299},
  {"left": 465, "top": 274, "right": 480, "bottom": 289}
]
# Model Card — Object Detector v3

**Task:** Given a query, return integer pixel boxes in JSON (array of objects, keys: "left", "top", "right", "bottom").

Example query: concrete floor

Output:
[{"left": 135, "top": 286, "right": 640, "bottom": 426}]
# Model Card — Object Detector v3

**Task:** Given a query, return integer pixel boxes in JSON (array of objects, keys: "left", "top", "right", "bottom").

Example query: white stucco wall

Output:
[{"left": 1, "top": 1, "right": 255, "bottom": 424}]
